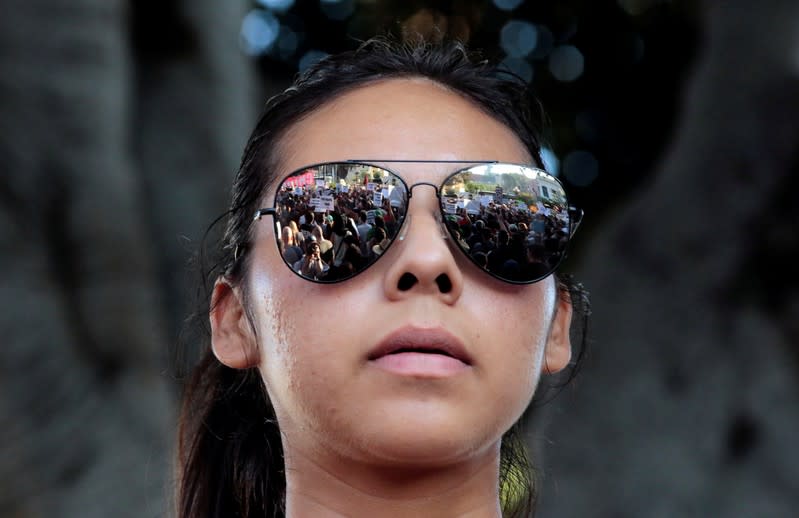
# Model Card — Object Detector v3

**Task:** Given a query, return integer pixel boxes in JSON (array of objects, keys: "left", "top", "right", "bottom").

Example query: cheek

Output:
[
  {"left": 246, "top": 257, "right": 303, "bottom": 393},
  {"left": 477, "top": 280, "right": 557, "bottom": 400},
  {"left": 247, "top": 262, "right": 350, "bottom": 427}
]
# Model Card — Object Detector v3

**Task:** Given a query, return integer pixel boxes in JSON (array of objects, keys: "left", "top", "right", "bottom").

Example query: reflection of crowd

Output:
[
  {"left": 444, "top": 202, "right": 571, "bottom": 281},
  {"left": 274, "top": 178, "right": 571, "bottom": 282},
  {"left": 274, "top": 182, "right": 405, "bottom": 281}
]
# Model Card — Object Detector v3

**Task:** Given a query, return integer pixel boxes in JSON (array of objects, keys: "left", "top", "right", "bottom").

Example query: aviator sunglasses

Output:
[{"left": 253, "top": 160, "right": 583, "bottom": 284}]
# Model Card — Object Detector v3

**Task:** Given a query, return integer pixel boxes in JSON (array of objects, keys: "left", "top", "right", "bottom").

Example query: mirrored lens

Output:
[
  {"left": 272, "top": 163, "right": 408, "bottom": 282},
  {"left": 440, "top": 164, "right": 572, "bottom": 283}
]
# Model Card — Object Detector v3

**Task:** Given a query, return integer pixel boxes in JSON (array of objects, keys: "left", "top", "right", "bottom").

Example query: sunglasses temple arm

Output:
[
  {"left": 254, "top": 208, "right": 277, "bottom": 221},
  {"left": 568, "top": 207, "right": 584, "bottom": 237}
]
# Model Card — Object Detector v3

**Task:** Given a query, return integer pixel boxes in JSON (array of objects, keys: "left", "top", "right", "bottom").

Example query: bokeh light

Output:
[
  {"left": 500, "top": 20, "right": 538, "bottom": 58},
  {"left": 277, "top": 26, "right": 299, "bottom": 59},
  {"left": 240, "top": 9, "right": 281, "bottom": 56},
  {"left": 549, "top": 45, "right": 584, "bottom": 82},
  {"left": 529, "top": 24, "right": 554, "bottom": 60},
  {"left": 575, "top": 111, "right": 600, "bottom": 144},
  {"left": 320, "top": 0, "right": 356, "bottom": 21},
  {"left": 500, "top": 56, "right": 533, "bottom": 83},
  {"left": 617, "top": 0, "right": 666, "bottom": 16},
  {"left": 493, "top": 0, "right": 524, "bottom": 12},
  {"left": 256, "top": 0, "right": 295, "bottom": 13},
  {"left": 541, "top": 147, "right": 560, "bottom": 176},
  {"left": 563, "top": 150, "right": 599, "bottom": 186},
  {"left": 299, "top": 49, "right": 330, "bottom": 72}
]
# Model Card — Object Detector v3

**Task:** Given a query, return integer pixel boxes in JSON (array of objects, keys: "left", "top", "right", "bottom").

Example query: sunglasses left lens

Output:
[
  {"left": 440, "top": 164, "right": 573, "bottom": 283},
  {"left": 273, "top": 163, "right": 408, "bottom": 282}
]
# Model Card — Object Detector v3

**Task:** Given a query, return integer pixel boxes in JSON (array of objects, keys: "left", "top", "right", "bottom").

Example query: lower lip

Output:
[{"left": 370, "top": 352, "right": 469, "bottom": 377}]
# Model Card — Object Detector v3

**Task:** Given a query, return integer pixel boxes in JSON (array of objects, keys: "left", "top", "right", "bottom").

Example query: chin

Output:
[
  {"left": 349, "top": 415, "right": 502, "bottom": 468},
  {"left": 365, "top": 438, "right": 485, "bottom": 468}
]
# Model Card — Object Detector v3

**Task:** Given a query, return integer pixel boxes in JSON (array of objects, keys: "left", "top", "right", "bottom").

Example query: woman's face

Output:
[{"left": 212, "top": 78, "right": 572, "bottom": 468}]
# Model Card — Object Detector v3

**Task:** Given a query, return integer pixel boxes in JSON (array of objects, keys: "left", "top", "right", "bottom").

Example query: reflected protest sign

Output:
[
  {"left": 319, "top": 195, "right": 334, "bottom": 211},
  {"left": 373, "top": 191, "right": 383, "bottom": 205},
  {"left": 494, "top": 186, "right": 503, "bottom": 202},
  {"left": 444, "top": 201, "right": 458, "bottom": 214},
  {"left": 536, "top": 201, "right": 551, "bottom": 216},
  {"left": 385, "top": 185, "right": 403, "bottom": 207},
  {"left": 366, "top": 182, "right": 376, "bottom": 191},
  {"left": 366, "top": 210, "right": 376, "bottom": 225}
]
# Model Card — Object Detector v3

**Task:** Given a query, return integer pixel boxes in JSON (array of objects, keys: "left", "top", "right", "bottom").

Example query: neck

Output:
[{"left": 283, "top": 442, "right": 504, "bottom": 518}]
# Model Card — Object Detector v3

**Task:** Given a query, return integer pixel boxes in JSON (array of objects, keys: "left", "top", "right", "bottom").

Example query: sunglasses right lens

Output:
[
  {"left": 272, "top": 163, "right": 408, "bottom": 282},
  {"left": 440, "top": 164, "right": 573, "bottom": 283}
]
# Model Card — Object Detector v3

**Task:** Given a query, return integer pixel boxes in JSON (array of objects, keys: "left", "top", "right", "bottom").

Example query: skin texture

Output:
[{"left": 210, "top": 78, "right": 573, "bottom": 517}]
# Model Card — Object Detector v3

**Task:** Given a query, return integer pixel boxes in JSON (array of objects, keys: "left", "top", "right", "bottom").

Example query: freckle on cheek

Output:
[{"left": 251, "top": 278, "right": 297, "bottom": 388}]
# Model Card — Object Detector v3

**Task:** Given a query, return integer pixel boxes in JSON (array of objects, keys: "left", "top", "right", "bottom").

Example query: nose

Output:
[{"left": 382, "top": 191, "right": 464, "bottom": 304}]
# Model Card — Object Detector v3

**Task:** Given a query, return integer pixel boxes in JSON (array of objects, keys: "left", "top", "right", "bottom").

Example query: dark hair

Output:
[{"left": 178, "top": 37, "right": 589, "bottom": 518}]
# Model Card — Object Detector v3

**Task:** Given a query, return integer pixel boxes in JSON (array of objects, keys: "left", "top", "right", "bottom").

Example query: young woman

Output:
[{"left": 178, "top": 38, "right": 589, "bottom": 518}]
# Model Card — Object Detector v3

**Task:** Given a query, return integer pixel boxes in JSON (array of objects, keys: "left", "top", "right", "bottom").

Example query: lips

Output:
[{"left": 368, "top": 327, "right": 473, "bottom": 366}]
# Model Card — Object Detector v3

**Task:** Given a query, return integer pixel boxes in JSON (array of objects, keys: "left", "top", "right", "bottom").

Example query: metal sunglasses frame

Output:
[{"left": 252, "top": 159, "right": 583, "bottom": 284}]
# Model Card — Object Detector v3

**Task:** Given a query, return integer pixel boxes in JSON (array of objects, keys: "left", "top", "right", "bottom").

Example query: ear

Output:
[
  {"left": 543, "top": 290, "right": 573, "bottom": 374},
  {"left": 210, "top": 278, "right": 260, "bottom": 369}
]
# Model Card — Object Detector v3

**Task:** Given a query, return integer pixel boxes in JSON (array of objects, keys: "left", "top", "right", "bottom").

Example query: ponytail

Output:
[{"left": 177, "top": 351, "right": 285, "bottom": 518}]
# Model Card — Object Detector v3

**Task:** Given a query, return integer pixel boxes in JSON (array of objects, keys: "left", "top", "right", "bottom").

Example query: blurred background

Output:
[{"left": 1, "top": 0, "right": 797, "bottom": 516}]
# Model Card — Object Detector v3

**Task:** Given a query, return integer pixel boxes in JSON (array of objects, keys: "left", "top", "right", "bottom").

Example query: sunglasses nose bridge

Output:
[
  {"left": 396, "top": 212, "right": 450, "bottom": 245},
  {"left": 398, "top": 182, "right": 449, "bottom": 243}
]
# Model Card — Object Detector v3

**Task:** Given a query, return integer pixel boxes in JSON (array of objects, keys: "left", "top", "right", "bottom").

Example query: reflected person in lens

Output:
[
  {"left": 293, "top": 239, "right": 328, "bottom": 280},
  {"left": 178, "top": 38, "right": 590, "bottom": 518}
]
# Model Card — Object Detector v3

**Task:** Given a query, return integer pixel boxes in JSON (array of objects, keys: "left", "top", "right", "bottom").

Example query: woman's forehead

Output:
[{"left": 274, "top": 78, "right": 530, "bottom": 186}]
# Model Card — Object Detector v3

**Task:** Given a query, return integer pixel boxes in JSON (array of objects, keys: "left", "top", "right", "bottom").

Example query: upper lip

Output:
[{"left": 368, "top": 327, "right": 473, "bottom": 365}]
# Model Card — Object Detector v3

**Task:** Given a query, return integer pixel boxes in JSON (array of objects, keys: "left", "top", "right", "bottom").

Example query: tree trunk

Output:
[
  {"left": 537, "top": 2, "right": 799, "bottom": 516},
  {"left": 0, "top": 1, "right": 253, "bottom": 516}
]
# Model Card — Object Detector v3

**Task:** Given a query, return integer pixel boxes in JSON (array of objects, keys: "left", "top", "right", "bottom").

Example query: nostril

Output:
[
  {"left": 398, "top": 272, "right": 417, "bottom": 291},
  {"left": 435, "top": 274, "right": 452, "bottom": 293}
]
